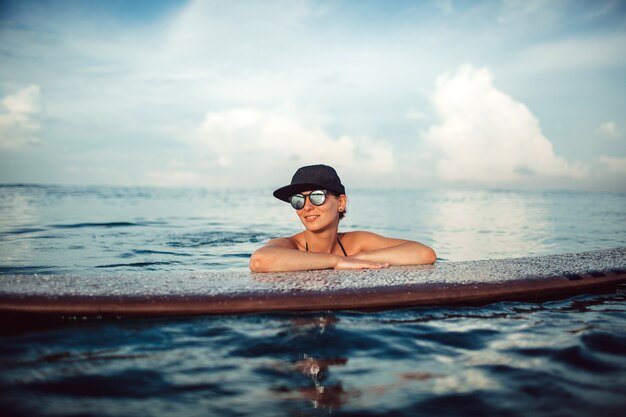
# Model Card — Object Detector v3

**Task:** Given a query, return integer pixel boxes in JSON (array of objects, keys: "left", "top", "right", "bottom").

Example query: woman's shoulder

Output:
[
  {"left": 341, "top": 230, "right": 384, "bottom": 240},
  {"left": 341, "top": 230, "right": 407, "bottom": 251},
  {"left": 266, "top": 232, "right": 305, "bottom": 250},
  {"left": 340, "top": 230, "right": 385, "bottom": 248}
]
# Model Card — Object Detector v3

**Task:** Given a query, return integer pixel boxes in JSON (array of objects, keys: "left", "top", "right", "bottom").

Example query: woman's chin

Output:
[{"left": 301, "top": 218, "right": 338, "bottom": 232}]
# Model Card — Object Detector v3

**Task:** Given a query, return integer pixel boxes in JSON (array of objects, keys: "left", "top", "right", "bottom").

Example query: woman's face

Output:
[{"left": 296, "top": 190, "right": 346, "bottom": 232}]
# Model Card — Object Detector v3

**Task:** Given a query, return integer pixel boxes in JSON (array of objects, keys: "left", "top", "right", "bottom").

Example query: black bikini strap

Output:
[
  {"left": 305, "top": 238, "right": 348, "bottom": 257},
  {"left": 337, "top": 237, "right": 348, "bottom": 257}
]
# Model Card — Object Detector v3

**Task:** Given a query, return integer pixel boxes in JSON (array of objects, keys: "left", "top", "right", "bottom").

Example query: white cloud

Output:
[
  {"left": 435, "top": 0, "right": 455, "bottom": 15},
  {"left": 406, "top": 108, "right": 428, "bottom": 121},
  {"left": 1, "top": 2, "right": 623, "bottom": 191},
  {"left": 190, "top": 108, "right": 395, "bottom": 175},
  {"left": 0, "top": 85, "right": 42, "bottom": 149},
  {"left": 597, "top": 122, "right": 621, "bottom": 139},
  {"left": 3, "top": 85, "right": 40, "bottom": 114},
  {"left": 498, "top": 0, "right": 621, "bottom": 32},
  {"left": 498, "top": 0, "right": 566, "bottom": 25},
  {"left": 424, "top": 65, "right": 587, "bottom": 183},
  {"left": 145, "top": 169, "right": 207, "bottom": 187},
  {"left": 512, "top": 34, "right": 626, "bottom": 73},
  {"left": 599, "top": 156, "right": 626, "bottom": 174}
]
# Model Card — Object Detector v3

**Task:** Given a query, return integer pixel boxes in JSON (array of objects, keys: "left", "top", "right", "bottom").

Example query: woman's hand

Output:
[{"left": 333, "top": 257, "right": 389, "bottom": 270}]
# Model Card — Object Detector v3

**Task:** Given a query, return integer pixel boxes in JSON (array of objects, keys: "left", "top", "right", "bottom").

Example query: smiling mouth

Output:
[{"left": 304, "top": 215, "right": 319, "bottom": 222}]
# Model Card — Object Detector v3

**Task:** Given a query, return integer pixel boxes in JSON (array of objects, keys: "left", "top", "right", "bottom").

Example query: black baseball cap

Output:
[{"left": 273, "top": 164, "right": 346, "bottom": 202}]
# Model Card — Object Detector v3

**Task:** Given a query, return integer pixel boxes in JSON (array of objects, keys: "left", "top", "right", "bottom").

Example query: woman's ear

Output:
[{"left": 338, "top": 194, "right": 347, "bottom": 211}]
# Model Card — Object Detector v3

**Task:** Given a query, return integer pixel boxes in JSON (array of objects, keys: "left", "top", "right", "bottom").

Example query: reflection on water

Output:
[
  {"left": 1, "top": 185, "right": 625, "bottom": 416},
  {"left": 0, "top": 187, "right": 40, "bottom": 266},
  {"left": 0, "top": 290, "right": 625, "bottom": 416},
  {"left": 1, "top": 185, "right": 625, "bottom": 273},
  {"left": 429, "top": 190, "right": 553, "bottom": 261},
  {"left": 274, "top": 354, "right": 350, "bottom": 411}
]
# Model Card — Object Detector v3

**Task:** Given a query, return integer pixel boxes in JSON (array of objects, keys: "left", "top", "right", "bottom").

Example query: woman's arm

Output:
[
  {"left": 349, "top": 231, "right": 436, "bottom": 265},
  {"left": 249, "top": 238, "right": 389, "bottom": 272}
]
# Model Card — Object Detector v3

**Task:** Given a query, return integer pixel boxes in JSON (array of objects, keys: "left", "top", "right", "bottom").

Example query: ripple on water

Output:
[
  {"left": 95, "top": 261, "right": 181, "bottom": 269},
  {"left": 0, "top": 296, "right": 625, "bottom": 417},
  {"left": 50, "top": 222, "right": 143, "bottom": 229},
  {"left": 24, "top": 369, "right": 240, "bottom": 399},
  {"left": 0, "top": 265, "right": 59, "bottom": 274},
  {"left": 581, "top": 331, "right": 626, "bottom": 356},
  {"left": 414, "top": 328, "right": 500, "bottom": 351},
  {"left": 552, "top": 345, "right": 617, "bottom": 373},
  {"left": 166, "top": 231, "right": 272, "bottom": 248}
]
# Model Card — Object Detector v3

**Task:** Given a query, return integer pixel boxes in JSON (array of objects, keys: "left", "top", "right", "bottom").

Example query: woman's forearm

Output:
[
  {"left": 250, "top": 246, "right": 340, "bottom": 272},
  {"left": 353, "top": 242, "right": 436, "bottom": 265}
]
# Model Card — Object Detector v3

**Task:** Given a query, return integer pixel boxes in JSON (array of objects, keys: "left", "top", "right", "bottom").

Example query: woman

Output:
[{"left": 250, "top": 164, "right": 436, "bottom": 272}]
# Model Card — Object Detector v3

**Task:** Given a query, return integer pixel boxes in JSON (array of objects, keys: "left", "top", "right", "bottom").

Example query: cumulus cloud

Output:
[
  {"left": 512, "top": 34, "right": 626, "bottom": 73},
  {"left": 145, "top": 168, "right": 207, "bottom": 187},
  {"left": 0, "top": 85, "right": 42, "bottom": 149},
  {"left": 435, "top": 0, "right": 455, "bottom": 15},
  {"left": 424, "top": 65, "right": 587, "bottom": 183},
  {"left": 599, "top": 156, "right": 626, "bottom": 174},
  {"left": 406, "top": 108, "right": 428, "bottom": 121},
  {"left": 191, "top": 108, "right": 395, "bottom": 175},
  {"left": 597, "top": 122, "right": 621, "bottom": 139},
  {"left": 498, "top": 0, "right": 565, "bottom": 26}
]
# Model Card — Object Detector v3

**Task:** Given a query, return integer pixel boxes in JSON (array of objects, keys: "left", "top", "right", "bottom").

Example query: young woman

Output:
[{"left": 249, "top": 164, "right": 436, "bottom": 272}]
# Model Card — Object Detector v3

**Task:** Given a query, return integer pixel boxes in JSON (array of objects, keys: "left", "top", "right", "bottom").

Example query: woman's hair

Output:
[{"left": 329, "top": 191, "right": 347, "bottom": 221}]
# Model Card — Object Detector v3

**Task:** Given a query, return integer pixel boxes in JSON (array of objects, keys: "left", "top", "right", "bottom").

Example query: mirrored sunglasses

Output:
[{"left": 289, "top": 190, "right": 327, "bottom": 210}]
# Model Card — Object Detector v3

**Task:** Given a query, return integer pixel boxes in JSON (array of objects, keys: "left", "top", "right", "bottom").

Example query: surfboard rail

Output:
[{"left": 1, "top": 248, "right": 625, "bottom": 317}]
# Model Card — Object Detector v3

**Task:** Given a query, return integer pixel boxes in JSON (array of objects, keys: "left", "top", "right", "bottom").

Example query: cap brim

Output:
[{"left": 273, "top": 183, "right": 343, "bottom": 202}]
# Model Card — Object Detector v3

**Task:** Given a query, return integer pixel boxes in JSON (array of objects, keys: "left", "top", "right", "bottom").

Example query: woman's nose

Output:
[{"left": 303, "top": 196, "right": 315, "bottom": 210}]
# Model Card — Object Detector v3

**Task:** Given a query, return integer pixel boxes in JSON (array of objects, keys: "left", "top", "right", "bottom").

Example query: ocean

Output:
[{"left": 1, "top": 185, "right": 625, "bottom": 416}]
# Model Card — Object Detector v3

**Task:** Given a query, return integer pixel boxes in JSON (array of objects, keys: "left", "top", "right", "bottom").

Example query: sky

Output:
[{"left": 0, "top": 0, "right": 625, "bottom": 191}]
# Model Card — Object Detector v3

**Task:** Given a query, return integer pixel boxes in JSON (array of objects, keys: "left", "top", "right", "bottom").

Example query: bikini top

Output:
[{"left": 305, "top": 237, "right": 348, "bottom": 257}]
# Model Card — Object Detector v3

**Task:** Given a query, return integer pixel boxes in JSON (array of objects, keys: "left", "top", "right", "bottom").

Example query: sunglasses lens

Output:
[
  {"left": 290, "top": 195, "right": 305, "bottom": 209},
  {"left": 289, "top": 191, "right": 327, "bottom": 209},
  {"left": 309, "top": 191, "right": 326, "bottom": 206}
]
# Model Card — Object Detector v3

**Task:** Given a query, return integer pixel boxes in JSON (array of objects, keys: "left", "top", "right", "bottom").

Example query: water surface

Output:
[{"left": 1, "top": 185, "right": 625, "bottom": 416}]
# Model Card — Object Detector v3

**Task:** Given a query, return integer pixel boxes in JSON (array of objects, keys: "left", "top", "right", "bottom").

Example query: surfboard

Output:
[{"left": 0, "top": 247, "right": 624, "bottom": 317}]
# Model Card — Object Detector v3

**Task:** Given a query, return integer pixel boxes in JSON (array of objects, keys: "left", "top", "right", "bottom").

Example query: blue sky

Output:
[{"left": 0, "top": 0, "right": 625, "bottom": 191}]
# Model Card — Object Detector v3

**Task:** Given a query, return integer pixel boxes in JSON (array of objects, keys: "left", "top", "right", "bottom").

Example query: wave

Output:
[
  {"left": 167, "top": 231, "right": 272, "bottom": 248},
  {"left": 0, "top": 265, "right": 59, "bottom": 274},
  {"left": 95, "top": 261, "right": 180, "bottom": 269},
  {"left": 0, "top": 227, "right": 47, "bottom": 236},
  {"left": 131, "top": 249, "right": 192, "bottom": 257},
  {"left": 51, "top": 222, "right": 143, "bottom": 229}
]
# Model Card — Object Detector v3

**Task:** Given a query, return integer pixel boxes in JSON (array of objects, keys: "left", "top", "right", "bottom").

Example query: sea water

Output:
[{"left": 0, "top": 185, "right": 625, "bottom": 416}]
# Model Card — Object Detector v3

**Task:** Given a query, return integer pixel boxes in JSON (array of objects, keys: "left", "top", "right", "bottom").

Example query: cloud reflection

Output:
[
  {"left": 0, "top": 187, "right": 40, "bottom": 264},
  {"left": 428, "top": 190, "right": 553, "bottom": 261}
]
